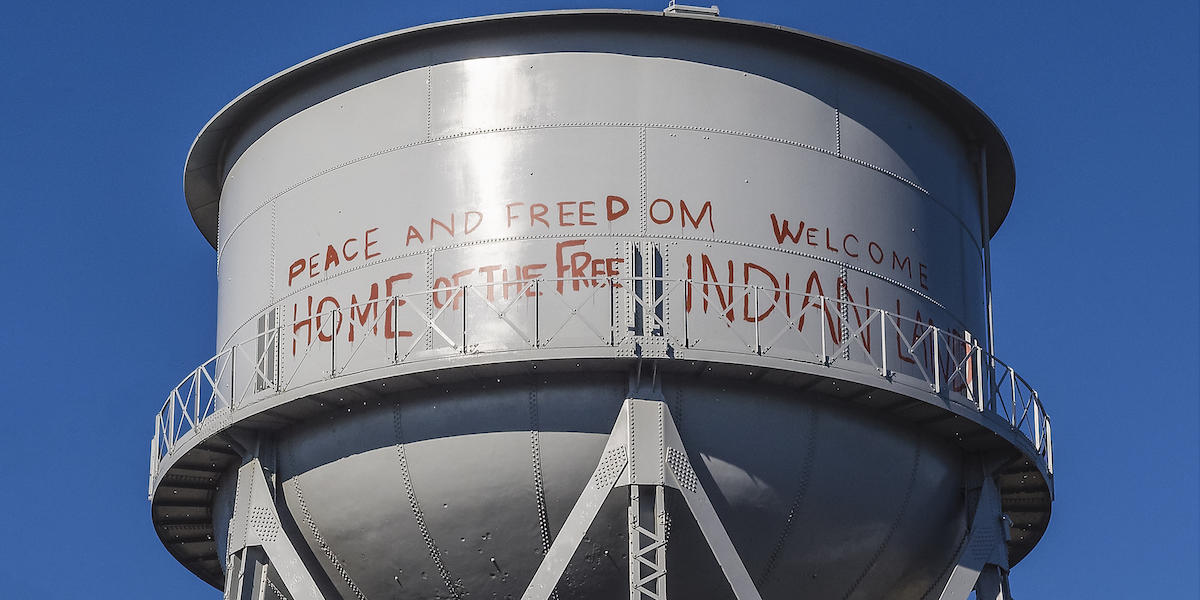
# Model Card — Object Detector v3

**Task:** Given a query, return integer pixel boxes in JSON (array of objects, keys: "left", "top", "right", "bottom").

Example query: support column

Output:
[
  {"left": 934, "top": 460, "right": 1014, "bottom": 600},
  {"left": 974, "top": 564, "right": 1012, "bottom": 600},
  {"left": 224, "top": 453, "right": 326, "bottom": 600},
  {"left": 521, "top": 398, "right": 764, "bottom": 600},
  {"left": 225, "top": 546, "right": 271, "bottom": 600}
]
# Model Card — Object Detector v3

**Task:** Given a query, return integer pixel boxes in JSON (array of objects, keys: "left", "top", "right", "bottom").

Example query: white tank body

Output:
[{"left": 150, "top": 11, "right": 1053, "bottom": 599}]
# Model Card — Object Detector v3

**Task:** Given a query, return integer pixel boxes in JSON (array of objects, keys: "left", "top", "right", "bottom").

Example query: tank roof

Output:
[{"left": 184, "top": 9, "right": 1017, "bottom": 248}]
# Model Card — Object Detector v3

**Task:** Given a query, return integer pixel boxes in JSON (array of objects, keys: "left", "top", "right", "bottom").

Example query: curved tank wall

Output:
[
  {"left": 158, "top": 10, "right": 1049, "bottom": 600},
  {"left": 204, "top": 15, "right": 999, "bottom": 373},
  {"left": 212, "top": 370, "right": 968, "bottom": 599}
]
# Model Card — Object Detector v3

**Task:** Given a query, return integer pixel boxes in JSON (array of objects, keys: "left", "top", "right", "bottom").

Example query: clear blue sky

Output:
[{"left": 0, "top": 1, "right": 1195, "bottom": 598}]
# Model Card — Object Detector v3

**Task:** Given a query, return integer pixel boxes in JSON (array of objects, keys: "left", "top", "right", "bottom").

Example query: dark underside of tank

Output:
[{"left": 152, "top": 359, "right": 1051, "bottom": 599}]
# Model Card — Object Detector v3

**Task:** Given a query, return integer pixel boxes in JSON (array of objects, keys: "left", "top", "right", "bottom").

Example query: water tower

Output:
[{"left": 150, "top": 8, "right": 1053, "bottom": 600}]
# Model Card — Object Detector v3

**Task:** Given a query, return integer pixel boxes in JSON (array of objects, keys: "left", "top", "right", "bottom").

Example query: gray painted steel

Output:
[
  {"left": 212, "top": 373, "right": 970, "bottom": 599},
  {"left": 151, "top": 9, "right": 1052, "bottom": 600},
  {"left": 183, "top": 10, "right": 1017, "bottom": 248}
]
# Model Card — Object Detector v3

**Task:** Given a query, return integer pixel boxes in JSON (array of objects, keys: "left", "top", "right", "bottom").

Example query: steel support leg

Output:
[
  {"left": 974, "top": 564, "right": 1011, "bottom": 600},
  {"left": 224, "top": 455, "right": 325, "bottom": 600},
  {"left": 521, "top": 398, "right": 763, "bottom": 600},
  {"left": 223, "top": 550, "right": 245, "bottom": 599},
  {"left": 934, "top": 461, "right": 1013, "bottom": 600},
  {"left": 521, "top": 411, "right": 630, "bottom": 600},
  {"left": 225, "top": 546, "right": 272, "bottom": 600}
]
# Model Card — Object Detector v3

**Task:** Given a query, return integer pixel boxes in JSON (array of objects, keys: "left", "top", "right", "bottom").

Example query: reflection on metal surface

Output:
[
  {"left": 156, "top": 10, "right": 1049, "bottom": 597},
  {"left": 150, "top": 275, "right": 1051, "bottom": 496}
]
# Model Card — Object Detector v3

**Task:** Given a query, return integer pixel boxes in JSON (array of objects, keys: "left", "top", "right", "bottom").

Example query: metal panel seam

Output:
[
  {"left": 759, "top": 407, "right": 818, "bottom": 584},
  {"left": 214, "top": 120, "right": 977, "bottom": 263},
  {"left": 392, "top": 403, "right": 464, "bottom": 599},
  {"left": 840, "top": 439, "right": 923, "bottom": 599},
  {"left": 290, "top": 477, "right": 368, "bottom": 600}
]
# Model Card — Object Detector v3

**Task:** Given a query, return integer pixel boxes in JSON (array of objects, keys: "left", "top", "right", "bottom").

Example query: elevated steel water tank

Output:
[{"left": 151, "top": 9, "right": 1053, "bottom": 600}]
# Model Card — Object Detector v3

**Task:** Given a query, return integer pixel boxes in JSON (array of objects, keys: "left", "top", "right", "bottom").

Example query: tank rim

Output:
[{"left": 182, "top": 8, "right": 1017, "bottom": 249}]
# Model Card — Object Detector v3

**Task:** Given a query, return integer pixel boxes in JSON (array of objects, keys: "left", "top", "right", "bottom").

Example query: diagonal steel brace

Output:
[
  {"left": 225, "top": 457, "right": 325, "bottom": 600},
  {"left": 934, "top": 460, "right": 1013, "bottom": 600},
  {"left": 521, "top": 398, "right": 763, "bottom": 600}
]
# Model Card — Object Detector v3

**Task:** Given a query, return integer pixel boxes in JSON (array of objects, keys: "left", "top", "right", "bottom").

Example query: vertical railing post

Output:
[
  {"left": 195, "top": 370, "right": 204, "bottom": 423},
  {"left": 753, "top": 286, "right": 761, "bottom": 355},
  {"left": 193, "top": 368, "right": 203, "bottom": 422},
  {"left": 932, "top": 328, "right": 941, "bottom": 394},
  {"left": 1045, "top": 418, "right": 1054, "bottom": 474},
  {"left": 974, "top": 340, "right": 984, "bottom": 411},
  {"left": 392, "top": 296, "right": 400, "bottom": 364},
  {"left": 686, "top": 278, "right": 696, "bottom": 350},
  {"left": 534, "top": 280, "right": 541, "bottom": 348},
  {"left": 167, "top": 388, "right": 176, "bottom": 446},
  {"left": 197, "top": 365, "right": 204, "bottom": 424},
  {"left": 819, "top": 296, "right": 827, "bottom": 364},
  {"left": 330, "top": 308, "right": 338, "bottom": 377},
  {"left": 1010, "top": 369, "right": 1018, "bottom": 426},
  {"left": 1032, "top": 395, "right": 1042, "bottom": 452},
  {"left": 461, "top": 285, "right": 468, "bottom": 353},
  {"left": 879, "top": 309, "right": 888, "bottom": 377},
  {"left": 609, "top": 278, "right": 616, "bottom": 347}
]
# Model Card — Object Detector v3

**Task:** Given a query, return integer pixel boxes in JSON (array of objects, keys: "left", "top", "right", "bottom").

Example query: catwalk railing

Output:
[{"left": 149, "top": 276, "right": 1052, "bottom": 495}]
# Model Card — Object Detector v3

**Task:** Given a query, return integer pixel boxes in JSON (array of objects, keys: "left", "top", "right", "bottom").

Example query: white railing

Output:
[{"left": 149, "top": 276, "right": 1052, "bottom": 495}]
